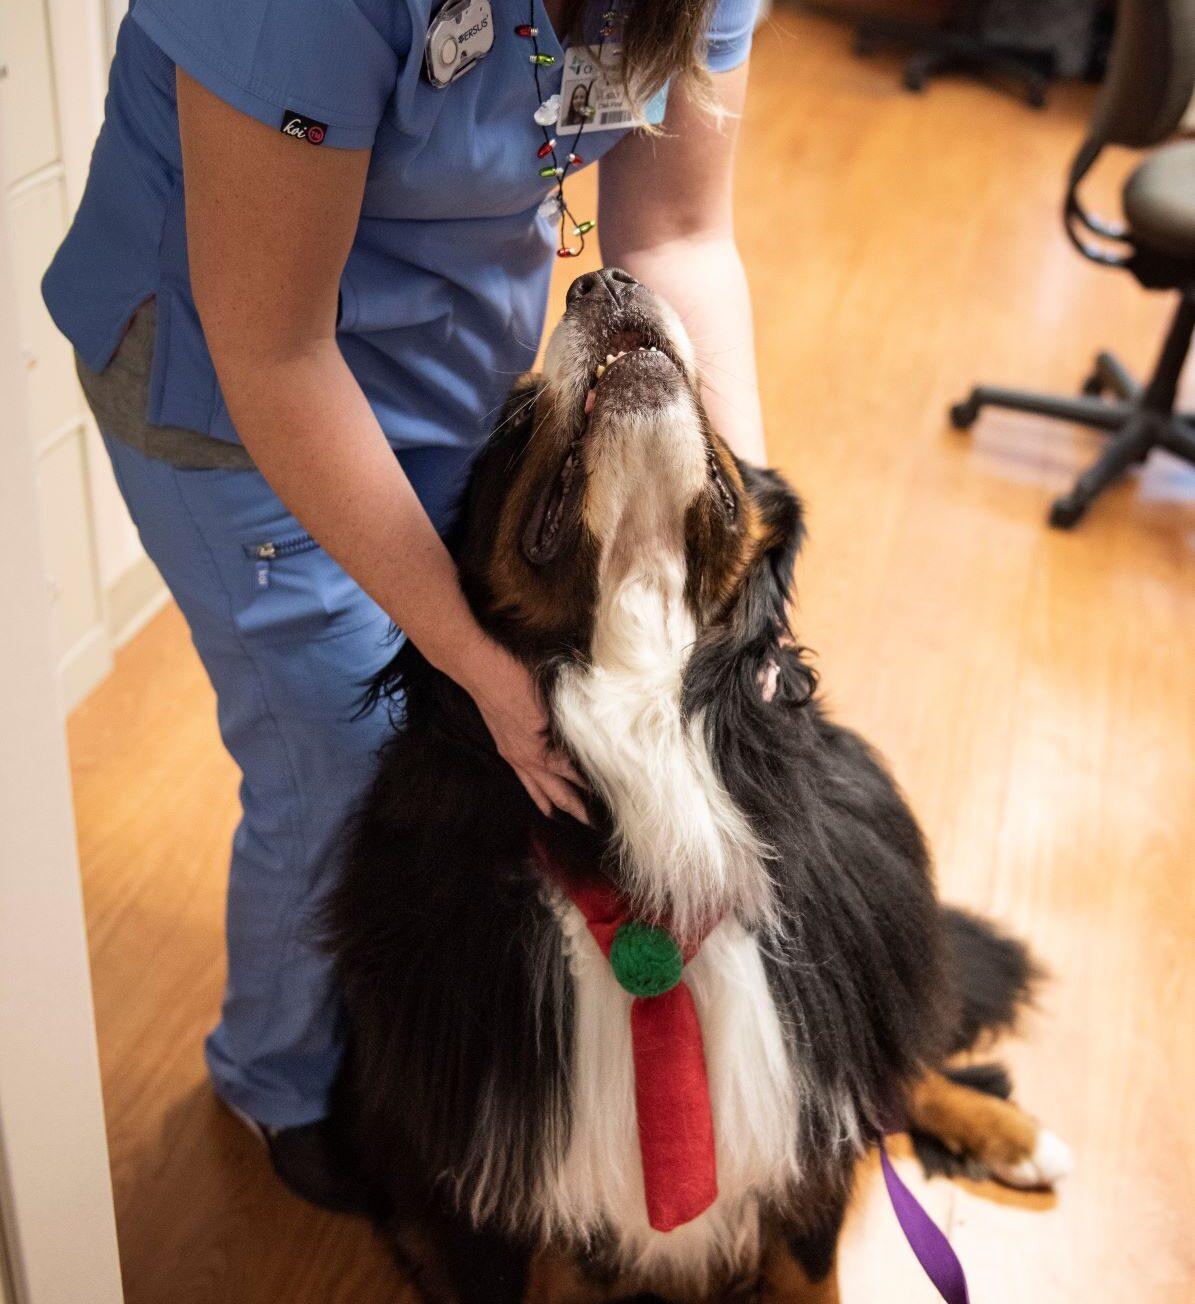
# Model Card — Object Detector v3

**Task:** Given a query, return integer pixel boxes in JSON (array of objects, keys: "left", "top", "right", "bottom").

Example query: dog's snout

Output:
[{"left": 566, "top": 267, "right": 639, "bottom": 309}]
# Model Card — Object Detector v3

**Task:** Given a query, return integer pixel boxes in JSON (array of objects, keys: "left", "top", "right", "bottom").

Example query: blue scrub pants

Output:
[{"left": 102, "top": 434, "right": 394, "bottom": 1128}]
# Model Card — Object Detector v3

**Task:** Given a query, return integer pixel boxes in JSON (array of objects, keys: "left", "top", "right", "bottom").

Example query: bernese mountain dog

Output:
[{"left": 324, "top": 268, "right": 1070, "bottom": 1302}]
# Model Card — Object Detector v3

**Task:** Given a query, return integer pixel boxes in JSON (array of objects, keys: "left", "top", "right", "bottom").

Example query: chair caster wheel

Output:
[
  {"left": 949, "top": 398, "right": 980, "bottom": 431},
  {"left": 1048, "top": 496, "right": 1085, "bottom": 529},
  {"left": 903, "top": 69, "right": 927, "bottom": 92},
  {"left": 1081, "top": 372, "right": 1104, "bottom": 397}
]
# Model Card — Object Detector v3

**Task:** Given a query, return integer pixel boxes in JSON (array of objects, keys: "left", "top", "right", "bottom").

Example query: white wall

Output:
[
  {"left": 1, "top": 0, "right": 165, "bottom": 712},
  {"left": 0, "top": 101, "right": 124, "bottom": 1304}
]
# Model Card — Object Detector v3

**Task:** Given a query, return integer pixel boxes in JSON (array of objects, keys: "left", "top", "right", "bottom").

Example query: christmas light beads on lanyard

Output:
[{"left": 517, "top": 5, "right": 620, "bottom": 258}]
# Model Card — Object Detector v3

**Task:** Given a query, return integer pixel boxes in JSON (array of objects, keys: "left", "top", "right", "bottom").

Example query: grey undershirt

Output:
[{"left": 75, "top": 300, "right": 255, "bottom": 471}]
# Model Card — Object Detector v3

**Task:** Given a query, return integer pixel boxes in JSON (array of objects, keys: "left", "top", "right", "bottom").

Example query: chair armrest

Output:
[{"left": 1063, "top": 137, "right": 1134, "bottom": 269}]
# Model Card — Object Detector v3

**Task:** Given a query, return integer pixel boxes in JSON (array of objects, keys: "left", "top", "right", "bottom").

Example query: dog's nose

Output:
[{"left": 566, "top": 267, "right": 639, "bottom": 308}]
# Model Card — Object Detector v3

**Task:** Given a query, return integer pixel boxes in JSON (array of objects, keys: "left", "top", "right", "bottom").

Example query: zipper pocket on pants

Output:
[{"left": 243, "top": 532, "right": 319, "bottom": 589}]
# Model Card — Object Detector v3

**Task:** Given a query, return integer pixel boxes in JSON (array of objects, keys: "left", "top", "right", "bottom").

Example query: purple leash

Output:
[{"left": 879, "top": 1139, "right": 971, "bottom": 1304}]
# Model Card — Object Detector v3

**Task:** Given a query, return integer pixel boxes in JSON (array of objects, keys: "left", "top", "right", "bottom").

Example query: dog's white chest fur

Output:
[
  {"left": 544, "top": 566, "right": 800, "bottom": 1288},
  {"left": 552, "top": 562, "right": 773, "bottom": 940}
]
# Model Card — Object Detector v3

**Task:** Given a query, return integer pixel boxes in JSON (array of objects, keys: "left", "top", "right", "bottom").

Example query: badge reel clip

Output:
[{"left": 425, "top": 0, "right": 495, "bottom": 88}]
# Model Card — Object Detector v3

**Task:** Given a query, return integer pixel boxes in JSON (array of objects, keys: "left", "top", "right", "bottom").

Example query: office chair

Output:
[
  {"left": 950, "top": 0, "right": 1195, "bottom": 528},
  {"left": 855, "top": 0, "right": 1050, "bottom": 108}
]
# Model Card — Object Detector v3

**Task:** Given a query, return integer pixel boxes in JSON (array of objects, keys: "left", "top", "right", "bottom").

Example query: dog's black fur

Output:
[{"left": 324, "top": 325, "right": 1039, "bottom": 1301}]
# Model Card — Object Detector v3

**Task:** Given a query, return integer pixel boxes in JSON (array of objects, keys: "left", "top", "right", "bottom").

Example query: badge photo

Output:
[
  {"left": 556, "top": 44, "right": 668, "bottom": 133},
  {"left": 424, "top": 0, "right": 494, "bottom": 89}
]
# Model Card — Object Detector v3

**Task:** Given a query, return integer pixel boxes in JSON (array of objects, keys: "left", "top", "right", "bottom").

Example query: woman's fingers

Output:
[
  {"left": 459, "top": 634, "right": 590, "bottom": 821},
  {"left": 516, "top": 762, "right": 589, "bottom": 824},
  {"left": 540, "top": 772, "right": 590, "bottom": 825},
  {"left": 543, "top": 746, "right": 587, "bottom": 790},
  {"left": 515, "top": 767, "right": 554, "bottom": 819}
]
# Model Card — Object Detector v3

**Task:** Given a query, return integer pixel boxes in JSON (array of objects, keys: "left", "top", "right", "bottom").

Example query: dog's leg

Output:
[
  {"left": 522, "top": 1247, "right": 614, "bottom": 1304},
  {"left": 907, "top": 1069, "right": 1071, "bottom": 1188},
  {"left": 761, "top": 1225, "right": 834, "bottom": 1298},
  {"left": 387, "top": 1214, "right": 531, "bottom": 1304},
  {"left": 386, "top": 1216, "right": 459, "bottom": 1303},
  {"left": 758, "top": 1212, "right": 842, "bottom": 1304}
]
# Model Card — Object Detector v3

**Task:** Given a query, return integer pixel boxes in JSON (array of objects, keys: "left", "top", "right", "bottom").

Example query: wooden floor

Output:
[{"left": 68, "top": 11, "right": 1195, "bottom": 1302}]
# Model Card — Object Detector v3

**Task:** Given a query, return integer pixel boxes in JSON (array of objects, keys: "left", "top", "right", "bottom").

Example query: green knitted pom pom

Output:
[{"left": 609, "top": 921, "right": 684, "bottom": 998}]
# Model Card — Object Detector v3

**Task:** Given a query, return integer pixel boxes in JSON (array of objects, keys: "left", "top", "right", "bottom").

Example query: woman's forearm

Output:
[
  {"left": 215, "top": 338, "right": 485, "bottom": 681},
  {"left": 595, "top": 58, "right": 763, "bottom": 464},
  {"left": 214, "top": 338, "right": 588, "bottom": 820},
  {"left": 616, "top": 235, "right": 766, "bottom": 465}
]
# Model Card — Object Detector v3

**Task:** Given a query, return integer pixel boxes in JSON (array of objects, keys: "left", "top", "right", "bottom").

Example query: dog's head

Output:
[
  {"left": 450, "top": 270, "right": 813, "bottom": 932},
  {"left": 430, "top": 270, "right": 817, "bottom": 935},
  {"left": 457, "top": 268, "right": 805, "bottom": 675}
]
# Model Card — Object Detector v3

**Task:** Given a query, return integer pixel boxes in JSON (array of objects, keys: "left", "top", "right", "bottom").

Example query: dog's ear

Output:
[
  {"left": 735, "top": 461, "right": 806, "bottom": 643},
  {"left": 685, "top": 461, "right": 816, "bottom": 715}
]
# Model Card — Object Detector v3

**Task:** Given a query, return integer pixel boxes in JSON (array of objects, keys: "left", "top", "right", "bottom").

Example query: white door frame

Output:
[
  {"left": 0, "top": 116, "right": 123, "bottom": 1304},
  {"left": 44, "top": 0, "right": 110, "bottom": 211}
]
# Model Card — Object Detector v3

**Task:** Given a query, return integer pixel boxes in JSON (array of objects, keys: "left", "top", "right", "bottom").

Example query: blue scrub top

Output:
[{"left": 43, "top": 0, "right": 759, "bottom": 512}]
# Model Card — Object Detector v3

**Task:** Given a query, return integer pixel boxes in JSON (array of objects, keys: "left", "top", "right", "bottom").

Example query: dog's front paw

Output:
[{"left": 987, "top": 1126, "right": 1073, "bottom": 1190}]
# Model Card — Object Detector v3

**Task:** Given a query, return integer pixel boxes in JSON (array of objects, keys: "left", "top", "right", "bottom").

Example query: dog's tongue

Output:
[{"left": 584, "top": 388, "right": 596, "bottom": 415}]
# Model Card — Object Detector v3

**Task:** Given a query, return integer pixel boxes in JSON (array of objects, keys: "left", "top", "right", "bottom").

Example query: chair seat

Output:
[{"left": 1123, "top": 141, "right": 1195, "bottom": 261}]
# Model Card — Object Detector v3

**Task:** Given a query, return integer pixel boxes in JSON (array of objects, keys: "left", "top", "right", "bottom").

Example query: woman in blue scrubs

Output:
[{"left": 43, "top": 0, "right": 767, "bottom": 1206}]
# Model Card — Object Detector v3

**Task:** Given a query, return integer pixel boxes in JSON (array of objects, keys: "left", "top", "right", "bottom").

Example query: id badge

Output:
[{"left": 557, "top": 45, "right": 668, "bottom": 132}]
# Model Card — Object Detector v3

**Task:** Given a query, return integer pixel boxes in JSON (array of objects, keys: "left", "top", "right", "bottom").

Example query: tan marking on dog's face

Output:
[
  {"left": 685, "top": 435, "right": 778, "bottom": 623},
  {"left": 485, "top": 390, "right": 601, "bottom": 641}
]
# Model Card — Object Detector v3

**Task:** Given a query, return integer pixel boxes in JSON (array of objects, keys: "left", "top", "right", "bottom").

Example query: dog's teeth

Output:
[
  {"left": 595, "top": 364, "right": 605, "bottom": 379},
  {"left": 606, "top": 353, "right": 616, "bottom": 365}
]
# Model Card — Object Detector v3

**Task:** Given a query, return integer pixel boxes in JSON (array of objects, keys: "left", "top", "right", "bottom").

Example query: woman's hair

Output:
[{"left": 561, "top": 0, "right": 721, "bottom": 112}]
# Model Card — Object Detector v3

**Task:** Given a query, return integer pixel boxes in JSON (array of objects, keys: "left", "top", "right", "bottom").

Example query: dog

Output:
[{"left": 324, "top": 268, "right": 1071, "bottom": 1303}]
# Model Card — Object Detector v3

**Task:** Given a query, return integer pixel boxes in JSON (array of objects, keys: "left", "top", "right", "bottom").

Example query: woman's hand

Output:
[{"left": 453, "top": 635, "right": 589, "bottom": 824}]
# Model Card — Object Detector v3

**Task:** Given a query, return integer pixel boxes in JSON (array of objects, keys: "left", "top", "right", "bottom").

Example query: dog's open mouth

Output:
[
  {"left": 523, "top": 330, "right": 684, "bottom": 565},
  {"left": 588, "top": 344, "right": 675, "bottom": 406}
]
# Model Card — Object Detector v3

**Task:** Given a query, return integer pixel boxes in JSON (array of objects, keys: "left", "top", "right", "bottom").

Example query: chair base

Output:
[
  {"left": 952, "top": 387, "right": 1193, "bottom": 528},
  {"left": 854, "top": 13, "right": 1050, "bottom": 108},
  {"left": 950, "top": 294, "right": 1195, "bottom": 528},
  {"left": 949, "top": 296, "right": 1195, "bottom": 529}
]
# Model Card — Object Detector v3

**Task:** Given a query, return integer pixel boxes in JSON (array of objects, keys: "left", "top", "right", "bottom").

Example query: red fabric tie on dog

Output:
[{"left": 551, "top": 867, "right": 719, "bottom": 1232}]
